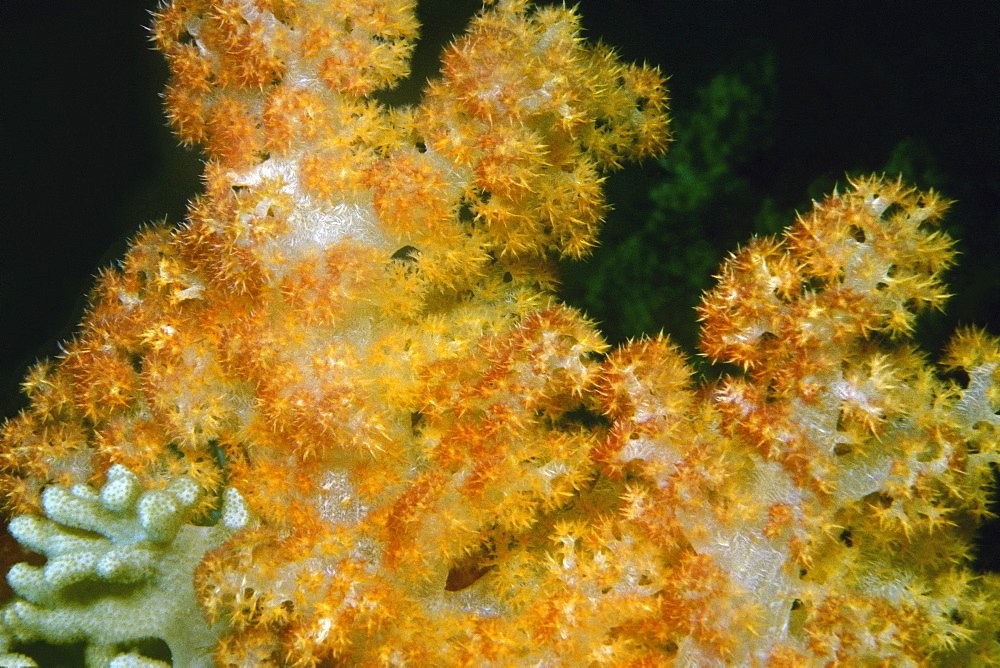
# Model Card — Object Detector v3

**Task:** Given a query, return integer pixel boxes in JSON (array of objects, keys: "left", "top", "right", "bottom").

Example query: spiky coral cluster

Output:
[
  {"left": 1, "top": 0, "right": 998, "bottom": 665},
  {"left": 689, "top": 178, "right": 1000, "bottom": 662}
]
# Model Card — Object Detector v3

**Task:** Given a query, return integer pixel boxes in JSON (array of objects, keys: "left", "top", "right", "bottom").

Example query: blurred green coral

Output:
[
  {"left": 561, "top": 53, "right": 977, "bottom": 362},
  {"left": 562, "top": 51, "right": 782, "bottom": 352}
]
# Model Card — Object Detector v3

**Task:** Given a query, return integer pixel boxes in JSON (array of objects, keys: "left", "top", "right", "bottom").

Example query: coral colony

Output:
[{"left": 1, "top": 0, "right": 998, "bottom": 665}]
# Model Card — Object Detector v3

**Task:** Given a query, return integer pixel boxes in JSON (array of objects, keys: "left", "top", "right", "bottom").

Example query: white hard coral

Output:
[{"left": 0, "top": 465, "right": 248, "bottom": 667}]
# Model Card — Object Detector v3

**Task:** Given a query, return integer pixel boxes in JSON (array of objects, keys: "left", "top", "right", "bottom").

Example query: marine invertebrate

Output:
[
  {"left": 0, "top": 466, "right": 248, "bottom": 666},
  {"left": 0, "top": 0, "right": 997, "bottom": 665}
]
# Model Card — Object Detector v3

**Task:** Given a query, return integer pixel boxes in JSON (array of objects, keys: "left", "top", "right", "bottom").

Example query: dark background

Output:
[{"left": 2, "top": 0, "right": 998, "bottom": 571}]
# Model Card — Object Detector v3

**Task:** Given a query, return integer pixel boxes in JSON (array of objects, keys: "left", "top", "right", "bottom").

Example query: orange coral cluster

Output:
[{"left": 2, "top": 0, "right": 999, "bottom": 665}]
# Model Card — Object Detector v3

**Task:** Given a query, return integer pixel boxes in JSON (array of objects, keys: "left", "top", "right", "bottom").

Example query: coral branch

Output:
[{"left": 0, "top": 466, "right": 248, "bottom": 666}]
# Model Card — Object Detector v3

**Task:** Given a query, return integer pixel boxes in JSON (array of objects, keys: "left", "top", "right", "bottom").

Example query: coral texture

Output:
[
  {"left": 1, "top": 0, "right": 998, "bottom": 665},
  {"left": 0, "top": 465, "right": 248, "bottom": 666}
]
